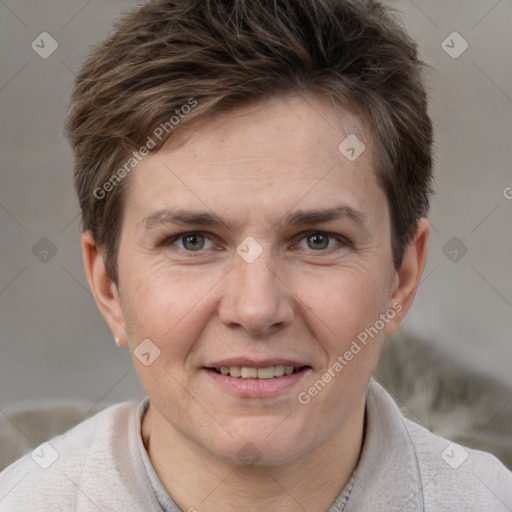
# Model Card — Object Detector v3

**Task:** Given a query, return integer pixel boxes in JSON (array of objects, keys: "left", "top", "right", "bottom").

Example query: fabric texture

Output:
[{"left": 1, "top": 379, "right": 511, "bottom": 511}]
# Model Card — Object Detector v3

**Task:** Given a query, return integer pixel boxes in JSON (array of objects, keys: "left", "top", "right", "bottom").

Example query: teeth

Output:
[
  {"left": 217, "top": 365, "right": 302, "bottom": 379},
  {"left": 274, "top": 365, "right": 285, "bottom": 377},
  {"left": 241, "top": 367, "right": 257, "bottom": 378},
  {"left": 257, "top": 367, "right": 275, "bottom": 379},
  {"left": 229, "top": 366, "right": 241, "bottom": 378}
]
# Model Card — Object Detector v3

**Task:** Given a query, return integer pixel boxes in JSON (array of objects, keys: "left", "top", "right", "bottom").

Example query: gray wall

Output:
[{"left": 1, "top": 0, "right": 511, "bottom": 414}]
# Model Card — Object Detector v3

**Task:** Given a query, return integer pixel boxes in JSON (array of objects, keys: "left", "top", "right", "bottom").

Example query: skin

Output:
[{"left": 82, "top": 94, "right": 429, "bottom": 511}]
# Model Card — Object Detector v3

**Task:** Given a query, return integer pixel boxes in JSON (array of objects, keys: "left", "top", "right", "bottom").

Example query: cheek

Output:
[
  {"left": 120, "top": 273, "right": 210, "bottom": 405},
  {"left": 294, "top": 270, "right": 386, "bottom": 422},
  {"left": 297, "top": 264, "right": 390, "bottom": 336},
  {"left": 293, "top": 263, "right": 390, "bottom": 401},
  {"left": 121, "top": 265, "right": 222, "bottom": 362}
]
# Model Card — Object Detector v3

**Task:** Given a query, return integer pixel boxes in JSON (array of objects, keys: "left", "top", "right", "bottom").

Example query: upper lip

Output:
[{"left": 205, "top": 358, "right": 311, "bottom": 369}]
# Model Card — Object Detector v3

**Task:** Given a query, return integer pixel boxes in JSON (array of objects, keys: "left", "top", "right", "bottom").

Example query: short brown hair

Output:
[{"left": 65, "top": 0, "right": 433, "bottom": 285}]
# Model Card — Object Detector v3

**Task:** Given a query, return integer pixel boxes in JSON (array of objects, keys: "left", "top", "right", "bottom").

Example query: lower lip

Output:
[{"left": 203, "top": 368, "right": 311, "bottom": 398}]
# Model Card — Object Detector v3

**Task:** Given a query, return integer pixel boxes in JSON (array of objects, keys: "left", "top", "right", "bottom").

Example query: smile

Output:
[
  {"left": 203, "top": 364, "right": 312, "bottom": 398},
  {"left": 211, "top": 365, "right": 307, "bottom": 379}
]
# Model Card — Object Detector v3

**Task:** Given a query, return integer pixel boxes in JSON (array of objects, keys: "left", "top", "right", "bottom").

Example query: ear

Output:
[
  {"left": 81, "top": 231, "right": 129, "bottom": 347},
  {"left": 383, "top": 218, "right": 430, "bottom": 336}
]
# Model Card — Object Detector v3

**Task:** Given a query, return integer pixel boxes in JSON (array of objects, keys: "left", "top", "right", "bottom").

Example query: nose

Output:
[{"left": 218, "top": 249, "right": 294, "bottom": 337}]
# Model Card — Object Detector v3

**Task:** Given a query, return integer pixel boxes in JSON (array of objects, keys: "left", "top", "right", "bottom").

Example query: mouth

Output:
[
  {"left": 202, "top": 358, "right": 313, "bottom": 397},
  {"left": 206, "top": 365, "right": 311, "bottom": 379}
]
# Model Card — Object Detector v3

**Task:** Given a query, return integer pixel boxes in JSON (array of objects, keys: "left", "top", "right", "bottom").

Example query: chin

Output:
[
  {"left": 220, "top": 444, "right": 304, "bottom": 468},
  {"left": 212, "top": 420, "right": 313, "bottom": 468}
]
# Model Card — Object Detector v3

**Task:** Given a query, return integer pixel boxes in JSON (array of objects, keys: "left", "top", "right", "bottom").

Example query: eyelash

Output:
[{"left": 159, "top": 230, "right": 350, "bottom": 255}]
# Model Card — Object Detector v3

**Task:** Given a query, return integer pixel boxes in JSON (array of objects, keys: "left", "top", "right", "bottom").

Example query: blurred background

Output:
[{"left": 0, "top": 0, "right": 511, "bottom": 466}]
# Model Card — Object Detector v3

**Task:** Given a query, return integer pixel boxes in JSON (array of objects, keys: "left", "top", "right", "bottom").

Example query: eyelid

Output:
[
  {"left": 160, "top": 229, "right": 350, "bottom": 253},
  {"left": 293, "top": 230, "right": 350, "bottom": 250},
  {"left": 160, "top": 231, "right": 216, "bottom": 251}
]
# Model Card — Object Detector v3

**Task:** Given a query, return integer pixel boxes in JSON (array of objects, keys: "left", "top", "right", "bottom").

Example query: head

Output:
[{"left": 67, "top": 0, "right": 432, "bottom": 466}]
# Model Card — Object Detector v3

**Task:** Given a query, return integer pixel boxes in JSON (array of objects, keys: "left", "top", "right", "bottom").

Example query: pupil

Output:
[
  {"left": 184, "top": 234, "right": 204, "bottom": 251},
  {"left": 308, "top": 233, "right": 329, "bottom": 250}
]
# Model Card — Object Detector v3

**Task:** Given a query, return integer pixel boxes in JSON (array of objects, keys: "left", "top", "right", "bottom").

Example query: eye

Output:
[
  {"left": 163, "top": 232, "right": 215, "bottom": 252},
  {"left": 295, "top": 231, "right": 346, "bottom": 251}
]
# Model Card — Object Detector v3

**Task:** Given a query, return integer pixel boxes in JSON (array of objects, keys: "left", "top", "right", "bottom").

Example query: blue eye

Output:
[
  {"left": 306, "top": 233, "right": 329, "bottom": 250},
  {"left": 160, "top": 230, "right": 348, "bottom": 254},
  {"left": 296, "top": 232, "right": 345, "bottom": 251},
  {"left": 165, "top": 232, "right": 215, "bottom": 251}
]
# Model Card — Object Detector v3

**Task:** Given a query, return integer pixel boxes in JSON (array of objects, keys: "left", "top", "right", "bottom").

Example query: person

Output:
[{"left": 1, "top": 0, "right": 511, "bottom": 510}]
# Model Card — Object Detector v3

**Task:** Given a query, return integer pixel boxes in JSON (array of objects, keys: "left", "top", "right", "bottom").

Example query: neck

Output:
[{"left": 142, "top": 401, "right": 365, "bottom": 512}]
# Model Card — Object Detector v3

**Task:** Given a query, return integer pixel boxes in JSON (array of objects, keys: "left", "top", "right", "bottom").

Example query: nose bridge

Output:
[
  {"left": 219, "top": 244, "right": 293, "bottom": 334},
  {"left": 237, "top": 249, "right": 278, "bottom": 297}
]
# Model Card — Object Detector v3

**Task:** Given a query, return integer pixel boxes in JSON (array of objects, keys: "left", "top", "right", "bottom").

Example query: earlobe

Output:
[
  {"left": 81, "top": 231, "right": 128, "bottom": 346},
  {"left": 384, "top": 218, "right": 430, "bottom": 336}
]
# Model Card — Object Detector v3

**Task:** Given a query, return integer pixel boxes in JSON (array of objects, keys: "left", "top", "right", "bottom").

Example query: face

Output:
[{"left": 109, "top": 95, "right": 404, "bottom": 466}]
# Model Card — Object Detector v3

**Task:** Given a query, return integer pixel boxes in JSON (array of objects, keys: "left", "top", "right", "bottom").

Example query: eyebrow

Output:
[{"left": 141, "top": 205, "right": 367, "bottom": 232}]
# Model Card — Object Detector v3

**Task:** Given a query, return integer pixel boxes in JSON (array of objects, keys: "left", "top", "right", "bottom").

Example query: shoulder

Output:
[
  {"left": 0, "top": 402, "right": 142, "bottom": 511},
  {"left": 403, "top": 415, "right": 512, "bottom": 509},
  {"left": 358, "top": 380, "right": 512, "bottom": 511}
]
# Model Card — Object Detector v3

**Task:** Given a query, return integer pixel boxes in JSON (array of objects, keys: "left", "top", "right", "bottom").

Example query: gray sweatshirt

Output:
[{"left": 1, "top": 379, "right": 511, "bottom": 511}]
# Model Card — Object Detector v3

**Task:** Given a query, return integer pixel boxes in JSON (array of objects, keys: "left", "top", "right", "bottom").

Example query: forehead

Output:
[
  {"left": 159, "top": 95, "right": 373, "bottom": 175},
  {"left": 124, "top": 94, "right": 385, "bottom": 226}
]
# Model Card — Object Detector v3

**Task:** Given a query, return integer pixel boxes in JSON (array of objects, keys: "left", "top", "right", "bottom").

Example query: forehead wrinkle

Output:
[{"left": 199, "top": 157, "right": 281, "bottom": 165}]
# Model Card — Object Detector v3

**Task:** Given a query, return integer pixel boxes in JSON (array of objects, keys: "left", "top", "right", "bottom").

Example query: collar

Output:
[
  {"left": 134, "top": 379, "right": 425, "bottom": 512},
  {"left": 136, "top": 399, "right": 181, "bottom": 512},
  {"left": 343, "top": 379, "right": 424, "bottom": 512}
]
